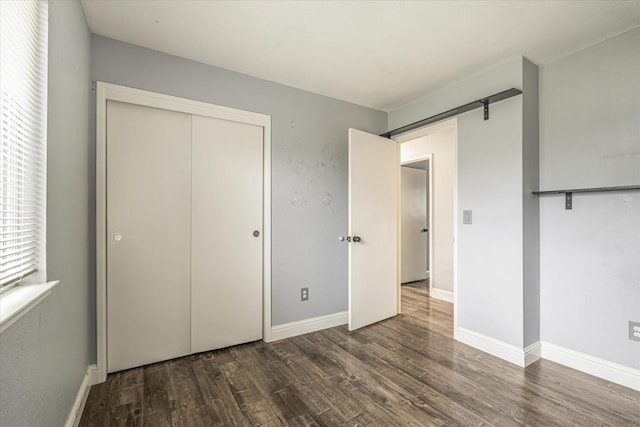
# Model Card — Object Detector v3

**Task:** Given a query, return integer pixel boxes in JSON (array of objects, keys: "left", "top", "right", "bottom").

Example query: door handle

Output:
[
  {"left": 352, "top": 235, "right": 362, "bottom": 243},
  {"left": 421, "top": 229, "right": 428, "bottom": 233}
]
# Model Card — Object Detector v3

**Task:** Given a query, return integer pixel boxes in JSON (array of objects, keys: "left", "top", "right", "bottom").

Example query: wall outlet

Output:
[
  {"left": 301, "top": 287, "right": 309, "bottom": 301},
  {"left": 629, "top": 321, "right": 640, "bottom": 342}
]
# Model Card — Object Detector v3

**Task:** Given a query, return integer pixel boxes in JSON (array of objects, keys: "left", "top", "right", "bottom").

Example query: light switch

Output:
[{"left": 463, "top": 210, "right": 472, "bottom": 224}]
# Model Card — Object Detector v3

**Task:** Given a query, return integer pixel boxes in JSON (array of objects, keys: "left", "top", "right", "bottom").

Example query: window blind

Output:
[{"left": 0, "top": 0, "right": 48, "bottom": 288}]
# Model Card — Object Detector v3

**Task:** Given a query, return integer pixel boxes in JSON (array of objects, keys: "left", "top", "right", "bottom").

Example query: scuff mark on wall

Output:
[
  {"left": 323, "top": 144, "right": 340, "bottom": 170},
  {"left": 291, "top": 189, "right": 308, "bottom": 208},
  {"left": 279, "top": 134, "right": 342, "bottom": 216},
  {"left": 322, "top": 192, "right": 333, "bottom": 206}
]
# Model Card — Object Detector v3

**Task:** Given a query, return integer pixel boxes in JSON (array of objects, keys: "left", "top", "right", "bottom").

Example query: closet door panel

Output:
[
  {"left": 106, "top": 101, "right": 191, "bottom": 372},
  {"left": 191, "top": 115, "right": 263, "bottom": 353}
]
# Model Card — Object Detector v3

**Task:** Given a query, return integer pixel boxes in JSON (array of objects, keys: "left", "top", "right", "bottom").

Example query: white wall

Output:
[
  {"left": 0, "top": 2, "right": 93, "bottom": 426},
  {"left": 401, "top": 128, "right": 455, "bottom": 294},
  {"left": 540, "top": 27, "right": 640, "bottom": 370}
]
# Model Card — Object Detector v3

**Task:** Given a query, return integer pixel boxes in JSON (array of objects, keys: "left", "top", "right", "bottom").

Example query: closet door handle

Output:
[{"left": 253, "top": 230, "right": 260, "bottom": 237}]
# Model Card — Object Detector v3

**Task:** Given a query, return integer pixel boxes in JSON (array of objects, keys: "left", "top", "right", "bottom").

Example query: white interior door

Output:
[
  {"left": 348, "top": 128, "right": 399, "bottom": 331},
  {"left": 191, "top": 115, "right": 263, "bottom": 353},
  {"left": 401, "top": 167, "right": 428, "bottom": 283},
  {"left": 106, "top": 101, "right": 192, "bottom": 372}
]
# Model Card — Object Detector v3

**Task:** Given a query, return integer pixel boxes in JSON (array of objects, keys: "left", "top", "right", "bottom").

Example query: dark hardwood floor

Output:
[{"left": 80, "top": 284, "right": 640, "bottom": 426}]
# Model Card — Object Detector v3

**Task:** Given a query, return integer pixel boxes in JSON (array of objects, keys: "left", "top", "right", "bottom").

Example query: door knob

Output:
[
  {"left": 253, "top": 230, "right": 260, "bottom": 237},
  {"left": 352, "top": 235, "right": 362, "bottom": 243},
  {"left": 112, "top": 233, "right": 123, "bottom": 242},
  {"left": 421, "top": 228, "right": 428, "bottom": 233}
]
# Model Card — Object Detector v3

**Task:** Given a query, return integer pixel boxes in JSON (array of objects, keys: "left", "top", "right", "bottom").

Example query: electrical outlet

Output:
[
  {"left": 629, "top": 321, "right": 640, "bottom": 342},
  {"left": 301, "top": 287, "right": 309, "bottom": 301}
]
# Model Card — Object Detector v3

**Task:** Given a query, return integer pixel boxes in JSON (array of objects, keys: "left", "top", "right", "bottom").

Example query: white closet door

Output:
[
  {"left": 191, "top": 115, "right": 263, "bottom": 353},
  {"left": 106, "top": 101, "right": 192, "bottom": 372}
]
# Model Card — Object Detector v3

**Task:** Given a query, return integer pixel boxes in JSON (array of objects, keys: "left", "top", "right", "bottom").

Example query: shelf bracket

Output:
[
  {"left": 483, "top": 100, "right": 489, "bottom": 120},
  {"left": 565, "top": 192, "right": 572, "bottom": 210}
]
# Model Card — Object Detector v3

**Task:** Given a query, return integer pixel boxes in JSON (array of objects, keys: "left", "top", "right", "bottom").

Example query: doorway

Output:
[
  {"left": 401, "top": 157, "right": 431, "bottom": 285},
  {"left": 397, "top": 119, "right": 457, "bottom": 321},
  {"left": 346, "top": 121, "right": 456, "bottom": 332}
]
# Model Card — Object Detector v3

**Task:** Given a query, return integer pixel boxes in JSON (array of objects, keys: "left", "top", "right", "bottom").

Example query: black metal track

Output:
[
  {"left": 533, "top": 185, "right": 640, "bottom": 195},
  {"left": 380, "top": 88, "right": 522, "bottom": 139},
  {"left": 534, "top": 185, "right": 640, "bottom": 209}
]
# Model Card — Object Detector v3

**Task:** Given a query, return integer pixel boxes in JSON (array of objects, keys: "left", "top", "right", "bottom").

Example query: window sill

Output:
[{"left": 0, "top": 281, "right": 60, "bottom": 334}]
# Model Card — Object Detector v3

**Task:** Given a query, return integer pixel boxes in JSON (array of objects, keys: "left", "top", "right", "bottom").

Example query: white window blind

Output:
[{"left": 0, "top": 0, "right": 48, "bottom": 288}]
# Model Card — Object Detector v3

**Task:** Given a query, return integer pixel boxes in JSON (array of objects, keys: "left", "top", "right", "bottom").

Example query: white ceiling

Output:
[{"left": 81, "top": 0, "right": 640, "bottom": 111}]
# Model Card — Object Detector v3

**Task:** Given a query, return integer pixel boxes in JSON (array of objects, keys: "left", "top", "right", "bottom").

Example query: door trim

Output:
[
  {"left": 95, "top": 82, "right": 272, "bottom": 382},
  {"left": 393, "top": 118, "right": 458, "bottom": 333}
]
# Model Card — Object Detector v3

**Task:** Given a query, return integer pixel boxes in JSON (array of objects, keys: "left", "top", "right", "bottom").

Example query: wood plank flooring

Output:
[{"left": 80, "top": 282, "right": 640, "bottom": 426}]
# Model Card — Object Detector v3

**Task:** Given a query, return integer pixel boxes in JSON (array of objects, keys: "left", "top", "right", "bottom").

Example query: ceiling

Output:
[{"left": 81, "top": 0, "right": 640, "bottom": 111}]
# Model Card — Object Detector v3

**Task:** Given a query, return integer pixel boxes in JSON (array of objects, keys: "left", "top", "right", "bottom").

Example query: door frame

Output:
[
  {"left": 95, "top": 82, "right": 272, "bottom": 382},
  {"left": 400, "top": 154, "right": 433, "bottom": 295},
  {"left": 393, "top": 118, "right": 458, "bottom": 332}
]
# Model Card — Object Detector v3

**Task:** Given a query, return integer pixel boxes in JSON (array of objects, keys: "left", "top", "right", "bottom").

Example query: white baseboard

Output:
[
  {"left": 270, "top": 311, "right": 348, "bottom": 342},
  {"left": 429, "top": 288, "right": 454, "bottom": 303},
  {"left": 65, "top": 364, "right": 97, "bottom": 427},
  {"left": 524, "top": 341, "right": 542, "bottom": 367},
  {"left": 541, "top": 342, "right": 640, "bottom": 392},
  {"left": 456, "top": 327, "right": 540, "bottom": 367},
  {"left": 455, "top": 330, "right": 640, "bottom": 391}
]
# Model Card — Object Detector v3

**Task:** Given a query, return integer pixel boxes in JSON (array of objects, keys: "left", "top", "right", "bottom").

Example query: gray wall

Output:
[
  {"left": 522, "top": 58, "right": 540, "bottom": 348},
  {"left": 390, "top": 57, "right": 539, "bottom": 349},
  {"left": 539, "top": 27, "right": 640, "bottom": 369},
  {"left": 456, "top": 86, "right": 524, "bottom": 347},
  {"left": 0, "top": 1, "right": 93, "bottom": 426},
  {"left": 389, "top": 58, "right": 522, "bottom": 130},
  {"left": 90, "top": 36, "right": 387, "bottom": 326}
]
